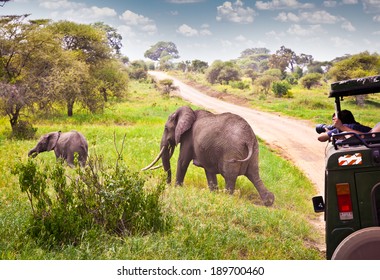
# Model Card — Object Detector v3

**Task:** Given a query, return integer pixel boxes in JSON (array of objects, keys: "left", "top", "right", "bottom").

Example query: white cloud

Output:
[
  {"left": 362, "top": 0, "right": 380, "bottom": 13},
  {"left": 287, "top": 24, "right": 324, "bottom": 36},
  {"left": 200, "top": 27, "right": 212, "bottom": 36},
  {"left": 216, "top": 0, "right": 256, "bottom": 24},
  {"left": 119, "top": 10, "right": 157, "bottom": 35},
  {"left": 276, "top": 10, "right": 338, "bottom": 24},
  {"left": 374, "top": 15, "right": 380, "bottom": 22},
  {"left": 330, "top": 36, "right": 353, "bottom": 48},
  {"left": 341, "top": 20, "right": 356, "bottom": 31},
  {"left": 275, "top": 10, "right": 356, "bottom": 32},
  {"left": 39, "top": 0, "right": 84, "bottom": 10},
  {"left": 323, "top": 1, "right": 337, "bottom": 8},
  {"left": 275, "top": 12, "right": 300, "bottom": 22},
  {"left": 177, "top": 24, "right": 198, "bottom": 36},
  {"left": 118, "top": 25, "right": 136, "bottom": 37},
  {"left": 255, "top": 0, "right": 314, "bottom": 10},
  {"left": 39, "top": 1, "right": 117, "bottom": 22},
  {"left": 342, "top": 0, "right": 358, "bottom": 4},
  {"left": 235, "top": 34, "right": 247, "bottom": 41}
]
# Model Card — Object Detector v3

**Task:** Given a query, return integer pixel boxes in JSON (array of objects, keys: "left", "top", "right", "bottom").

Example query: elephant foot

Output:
[
  {"left": 208, "top": 184, "right": 218, "bottom": 192},
  {"left": 262, "top": 192, "right": 275, "bottom": 207}
]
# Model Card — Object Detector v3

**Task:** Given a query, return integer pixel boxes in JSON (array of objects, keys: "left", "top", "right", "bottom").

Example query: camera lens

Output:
[{"left": 315, "top": 124, "right": 334, "bottom": 134}]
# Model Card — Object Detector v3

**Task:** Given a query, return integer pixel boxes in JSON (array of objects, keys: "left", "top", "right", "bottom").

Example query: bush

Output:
[
  {"left": 230, "top": 80, "right": 250, "bottom": 90},
  {"left": 299, "top": 73, "right": 322, "bottom": 89},
  {"left": 272, "top": 81, "right": 292, "bottom": 97},
  {"left": 11, "top": 120, "right": 37, "bottom": 140},
  {"left": 12, "top": 154, "right": 171, "bottom": 246}
]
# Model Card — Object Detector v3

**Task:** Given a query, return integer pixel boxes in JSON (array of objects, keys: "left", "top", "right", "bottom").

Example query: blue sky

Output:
[{"left": 3, "top": 0, "right": 380, "bottom": 63}]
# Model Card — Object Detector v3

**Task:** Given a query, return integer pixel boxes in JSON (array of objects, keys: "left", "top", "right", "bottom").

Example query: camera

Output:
[{"left": 316, "top": 124, "right": 335, "bottom": 134}]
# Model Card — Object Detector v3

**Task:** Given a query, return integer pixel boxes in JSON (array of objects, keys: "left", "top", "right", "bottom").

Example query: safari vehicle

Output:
[{"left": 313, "top": 75, "right": 380, "bottom": 260}]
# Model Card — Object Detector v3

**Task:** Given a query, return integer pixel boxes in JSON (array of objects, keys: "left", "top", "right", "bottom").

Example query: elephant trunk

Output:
[
  {"left": 28, "top": 148, "right": 38, "bottom": 158},
  {"left": 161, "top": 142, "right": 175, "bottom": 184}
]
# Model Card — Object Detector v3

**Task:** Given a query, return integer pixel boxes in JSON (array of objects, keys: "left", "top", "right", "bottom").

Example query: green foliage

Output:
[
  {"left": 128, "top": 60, "right": 148, "bottom": 80},
  {"left": 253, "top": 75, "right": 279, "bottom": 95},
  {"left": 206, "top": 60, "right": 241, "bottom": 84},
  {"left": 11, "top": 120, "right": 37, "bottom": 140},
  {"left": 144, "top": 41, "right": 179, "bottom": 64},
  {"left": 328, "top": 52, "right": 380, "bottom": 81},
  {"left": 299, "top": 73, "right": 323, "bottom": 89},
  {"left": 272, "top": 81, "right": 292, "bottom": 97},
  {"left": 12, "top": 153, "right": 171, "bottom": 247},
  {"left": 230, "top": 80, "right": 250, "bottom": 90}
]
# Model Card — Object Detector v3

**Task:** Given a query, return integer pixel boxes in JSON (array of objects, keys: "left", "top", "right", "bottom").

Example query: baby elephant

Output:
[{"left": 28, "top": 130, "right": 88, "bottom": 167}]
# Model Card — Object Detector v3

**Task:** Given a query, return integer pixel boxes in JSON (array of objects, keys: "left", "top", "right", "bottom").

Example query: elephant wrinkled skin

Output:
[
  {"left": 28, "top": 130, "right": 88, "bottom": 167},
  {"left": 143, "top": 106, "right": 274, "bottom": 206}
]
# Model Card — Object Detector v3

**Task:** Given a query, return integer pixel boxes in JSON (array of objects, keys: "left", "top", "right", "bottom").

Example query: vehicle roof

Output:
[{"left": 329, "top": 75, "right": 380, "bottom": 98}]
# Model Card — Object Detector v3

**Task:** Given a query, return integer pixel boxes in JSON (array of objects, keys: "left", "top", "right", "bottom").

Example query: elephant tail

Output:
[{"left": 226, "top": 142, "right": 253, "bottom": 163}]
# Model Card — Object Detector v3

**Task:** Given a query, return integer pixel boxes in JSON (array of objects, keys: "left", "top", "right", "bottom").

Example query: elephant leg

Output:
[
  {"left": 224, "top": 175, "right": 238, "bottom": 195},
  {"left": 65, "top": 153, "right": 75, "bottom": 167},
  {"left": 246, "top": 167, "right": 274, "bottom": 207},
  {"left": 175, "top": 155, "right": 192, "bottom": 186},
  {"left": 205, "top": 170, "right": 218, "bottom": 191}
]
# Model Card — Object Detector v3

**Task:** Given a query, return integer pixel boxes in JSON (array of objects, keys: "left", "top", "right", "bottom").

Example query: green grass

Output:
[{"left": 0, "top": 79, "right": 323, "bottom": 260}]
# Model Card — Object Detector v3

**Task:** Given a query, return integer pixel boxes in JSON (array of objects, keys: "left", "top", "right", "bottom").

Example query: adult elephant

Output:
[
  {"left": 28, "top": 130, "right": 88, "bottom": 167},
  {"left": 143, "top": 106, "right": 274, "bottom": 206}
]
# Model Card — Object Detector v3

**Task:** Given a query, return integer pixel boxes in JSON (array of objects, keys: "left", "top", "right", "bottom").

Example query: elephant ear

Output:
[
  {"left": 175, "top": 106, "right": 196, "bottom": 145},
  {"left": 46, "top": 132, "right": 60, "bottom": 151}
]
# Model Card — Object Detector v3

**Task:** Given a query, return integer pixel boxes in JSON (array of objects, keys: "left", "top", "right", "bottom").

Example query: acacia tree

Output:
[
  {"left": 144, "top": 41, "right": 179, "bottom": 70},
  {"left": 269, "top": 46, "right": 313, "bottom": 77},
  {"left": 48, "top": 21, "right": 115, "bottom": 116},
  {"left": 92, "top": 22, "right": 123, "bottom": 55},
  {"left": 328, "top": 52, "right": 380, "bottom": 106},
  {"left": 0, "top": 15, "right": 60, "bottom": 133}
]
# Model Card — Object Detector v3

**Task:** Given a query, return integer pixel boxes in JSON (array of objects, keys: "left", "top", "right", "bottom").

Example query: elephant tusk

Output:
[
  {"left": 141, "top": 146, "right": 165, "bottom": 171},
  {"left": 149, "top": 164, "right": 162, "bottom": 170}
]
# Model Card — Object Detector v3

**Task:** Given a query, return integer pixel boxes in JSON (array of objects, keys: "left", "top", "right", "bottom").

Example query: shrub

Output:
[
  {"left": 230, "top": 80, "right": 250, "bottom": 90},
  {"left": 299, "top": 73, "right": 322, "bottom": 89},
  {"left": 13, "top": 154, "right": 171, "bottom": 246},
  {"left": 11, "top": 120, "right": 37, "bottom": 140},
  {"left": 272, "top": 81, "right": 292, "bottom": 97}
]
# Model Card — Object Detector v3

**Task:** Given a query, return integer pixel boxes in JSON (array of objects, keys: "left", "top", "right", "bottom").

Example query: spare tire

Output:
[{"left": 332, "top": 227, "right": 380, "bottom": 260}]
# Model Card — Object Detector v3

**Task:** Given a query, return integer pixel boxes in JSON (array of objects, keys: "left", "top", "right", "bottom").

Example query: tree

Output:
[
  {"left": 269, "top": 46, "right": 313, "bottom": 76},
  {"left": 49, "top": 21, "right": 118, "bottom": 116},
  {"left": 328, "top": 52, "right": 380, "bottom": 105},
  {"left": 128, "top": 60, "right": 148, "bottom": 80},
  {"left": 144, "top": 41, "right": 179, "bottom": 69},
  {"left": 206, "top": 60, "right": 241, "bottom": 84},
  {"left": 49, "top": 21, "right": 112, "bottom": 64},
  {"left": 238, "top": 47, "right": 270, "bottom": 72},
  {"left": 0, "top": 15, "right": 60, "bottom": 132},
  {"left": 191, "top": 59, "right": 208, "bottom": 73},
  {"left": 299, "top": 73, "right": 323, "bottom": 89},
  {"left": 92, "top": 22, "right": 123, "bottom": 55}
]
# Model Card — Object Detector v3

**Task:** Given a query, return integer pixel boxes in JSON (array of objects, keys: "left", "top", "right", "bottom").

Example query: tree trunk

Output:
[{"left": 67, "top": 100, "right": 74, "bottom": 117}]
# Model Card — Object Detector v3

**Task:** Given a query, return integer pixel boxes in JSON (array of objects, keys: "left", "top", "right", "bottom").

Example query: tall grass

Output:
[{"left": 0, "top": 79, "right": 324, "bottom": 259}]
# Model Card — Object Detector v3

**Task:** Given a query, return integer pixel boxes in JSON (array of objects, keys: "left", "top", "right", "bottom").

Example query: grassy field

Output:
[{"left": 0, "top": 78, "right": 324, "bottom": 260}]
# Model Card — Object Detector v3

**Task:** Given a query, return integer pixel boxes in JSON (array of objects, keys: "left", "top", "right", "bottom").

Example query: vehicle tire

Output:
[{"left": 332, "top": 227, "right": 380, "bottom": 260}]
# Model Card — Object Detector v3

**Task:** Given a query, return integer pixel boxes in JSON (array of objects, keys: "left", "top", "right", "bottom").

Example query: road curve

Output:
[{"left": 149, "top": 71, "right": 327, "bottom": 196}]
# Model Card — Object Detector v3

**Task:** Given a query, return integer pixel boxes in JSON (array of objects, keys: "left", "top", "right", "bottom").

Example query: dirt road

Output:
[{"left": 150, "top": 71, "right": 327, "bottom": 197}]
